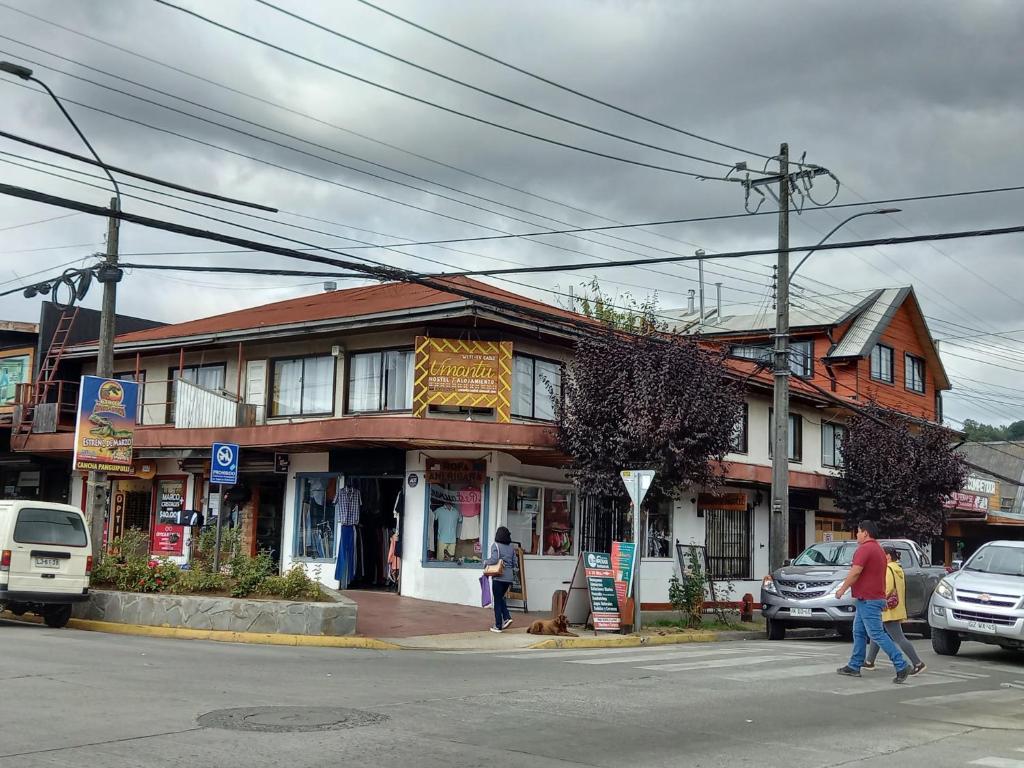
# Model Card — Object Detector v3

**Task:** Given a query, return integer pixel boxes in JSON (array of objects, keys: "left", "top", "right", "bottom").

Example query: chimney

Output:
[{"left": 687, "top": 289, "right": 696, "bottom": 314}]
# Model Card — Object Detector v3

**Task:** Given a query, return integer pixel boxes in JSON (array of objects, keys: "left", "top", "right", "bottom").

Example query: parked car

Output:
[
  {"left": 0, "top": 500, "right": 93, "bottom": 628},
  {"left": 928, "top": 540, "right": 1024, "bottom": 655},
  {"left": 761, "top": 538, "right": 945, "bottom": 640}
]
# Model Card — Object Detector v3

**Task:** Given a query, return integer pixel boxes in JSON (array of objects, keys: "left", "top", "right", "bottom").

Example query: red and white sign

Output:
[
  {"left": 152, "top": 524, "right": 185, "bottom": 555},
  {"left": 944, "top": 491, "right": 989, "bottom": 512}
]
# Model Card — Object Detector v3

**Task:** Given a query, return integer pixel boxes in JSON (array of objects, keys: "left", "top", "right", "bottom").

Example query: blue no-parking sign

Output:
[{"left": 211, "top": 442, "right": 239, "bottom": 485}]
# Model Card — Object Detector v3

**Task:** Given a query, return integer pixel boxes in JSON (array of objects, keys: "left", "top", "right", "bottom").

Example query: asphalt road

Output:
[{"left": 2, "top": 619, "right": 1024, "bottom": 768}]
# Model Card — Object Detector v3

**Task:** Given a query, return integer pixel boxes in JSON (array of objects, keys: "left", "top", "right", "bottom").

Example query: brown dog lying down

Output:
[{"left": 527, "top": 615, "right": 578, "bottom": 637}]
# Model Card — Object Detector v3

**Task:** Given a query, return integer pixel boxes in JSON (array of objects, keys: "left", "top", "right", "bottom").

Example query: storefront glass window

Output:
[
  {"left": 506, "top": 484, "right": 575, "bottom": 556},
  {"left": 294, "top": 475, "right": 338, "bottom": 559},
  {"left": 427, "top": 482, "right": 484, "bottom": 564}
]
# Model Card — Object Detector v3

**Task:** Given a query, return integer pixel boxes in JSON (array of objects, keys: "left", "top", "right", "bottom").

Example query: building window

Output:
[
  {"left": 768, "top": 410, "right": 803, "bottom": 462},
  {"left": 705, "top": 507, "right": 752, "bottom": 579},
  {"left": 730, "top": 342, "right": 813, "bottom": 378},
  {"left": 905, "top": 353, "right": 925, "bottom": 393},
  {"left": 731, "top": 403, "right": 749, "bottom": 454},
  {"left": 871, "top": 344, "right": 894, "bottom": 383},
  {"left": 270, "top": 355, "right": 335, "bottom": 417},
  {"left": 512, "top": 354, "right": 562, "bottom": 421},
  {"left": 822, "top": 423, "right": 847, "bottom": 468},
  {"left": 167, "top": 363, "right": 226, "bottom": 422},
  {"left": 427, "top": 480, "right": 486, "bottom": 565},
  {"left": 116, "top": 371, "right": 145, "bottom": 424},
  {"left": 347, "top": 349, "right": 414, "bottom": 413},
  {"left": 1001, "top": 497, "right": 1015, "bottom": 513},
  {"left": 505, "top": 484, "right": 576, "bottom": 556},
  {"left": 644, "top": 499, "right": 672, "bottom": 558}
]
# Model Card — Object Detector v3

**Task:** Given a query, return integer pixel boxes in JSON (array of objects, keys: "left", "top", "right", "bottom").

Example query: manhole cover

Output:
[{"left": 197, "top": 706, "right": 389, "bottom": 733}]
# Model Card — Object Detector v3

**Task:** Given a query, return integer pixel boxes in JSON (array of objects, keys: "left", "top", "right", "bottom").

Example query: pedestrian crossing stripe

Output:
[
  {"left": 970, "top": 758, "right": 1024, "bottom": 768},
  {"left": 638, "top": 655, "right": 795, "bottom": 673}
]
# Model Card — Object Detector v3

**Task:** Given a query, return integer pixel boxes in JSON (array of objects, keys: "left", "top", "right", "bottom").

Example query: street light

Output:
[
  {"left": 0, "top": 61, "right": 120, "bottom": 202},
  {"left": 789, "top": 208, "right": 901, "bottom": 279},
  {"left": 1, "top": 59, "right": 122, "bottom": 558}
]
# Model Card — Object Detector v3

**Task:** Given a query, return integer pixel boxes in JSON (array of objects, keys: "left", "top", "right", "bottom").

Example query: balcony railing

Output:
[{"left": 174, "top": 378, "right": 256, "bottom": 429}]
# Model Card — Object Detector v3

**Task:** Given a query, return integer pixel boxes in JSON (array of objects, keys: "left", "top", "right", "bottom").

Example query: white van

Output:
[{"left": 0, "top": 500, "right": 92, "bottom": 628}]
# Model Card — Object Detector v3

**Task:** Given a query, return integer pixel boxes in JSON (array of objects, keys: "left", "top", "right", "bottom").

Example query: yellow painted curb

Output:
[
  {"left": 528, "top": 631, "right": 718, "bottom": 650},
  {"left": 1, "top": 612, "right": 399, "bottom": 650}
]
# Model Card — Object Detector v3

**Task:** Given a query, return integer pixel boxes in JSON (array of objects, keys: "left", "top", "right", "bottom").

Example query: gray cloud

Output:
[{"left": 0, "top": 0, "right": 1021, "bottom": 424}]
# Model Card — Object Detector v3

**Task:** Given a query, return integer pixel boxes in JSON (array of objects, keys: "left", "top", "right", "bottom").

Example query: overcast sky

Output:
[{"left": 0, "top": 0, "right": 1021, "bottom": 426}]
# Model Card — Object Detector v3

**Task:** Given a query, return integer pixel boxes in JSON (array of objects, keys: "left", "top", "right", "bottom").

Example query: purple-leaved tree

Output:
[
  {"left": 556, "top": 321, "right": 745, "bottom": 500},
  {"left": 830, "top": 404, "right": 967, "bottom": 539}
]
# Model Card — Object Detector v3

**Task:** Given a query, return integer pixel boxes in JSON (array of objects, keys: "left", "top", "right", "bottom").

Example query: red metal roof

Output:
[{"left": 113, "top": 276, "right": 589, "bottom": 345}]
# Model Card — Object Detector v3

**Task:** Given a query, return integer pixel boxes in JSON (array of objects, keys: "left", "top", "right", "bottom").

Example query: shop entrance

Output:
[
  {"left": 344, "top": 476, "right": 403, "bottom": 591},
  {"left": 253, "top": 476, "right": 287, "bottom": 569},
  {"left": 109, "top": 478, "right": 153, "bottom": 553}
]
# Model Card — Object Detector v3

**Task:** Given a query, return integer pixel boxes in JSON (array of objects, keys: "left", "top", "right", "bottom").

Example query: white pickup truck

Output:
[{"left": 761, "top": 539, "right": 946, "bottom": 640}]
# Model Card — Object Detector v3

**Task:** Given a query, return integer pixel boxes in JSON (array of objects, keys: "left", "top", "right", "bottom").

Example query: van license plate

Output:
[
  {"left": 967, "top": 620, "right": 998, "bottom": 634},
  {"left": 35, "top": 557, "right": 60, "bottom": 568},
  {"left": 790, "top": 608, "right": 813, "bottom": 617}
]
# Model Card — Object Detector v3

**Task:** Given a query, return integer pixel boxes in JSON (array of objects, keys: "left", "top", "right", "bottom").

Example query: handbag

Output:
[
  {"left": 483, "top": 544, "right": 505, "bottom": 577},
  {"left": 479, "top": 574, "right": 493, "bottom": 607},
  {"left": 884, "top": 565, "right": 899, "bottom": 610}
]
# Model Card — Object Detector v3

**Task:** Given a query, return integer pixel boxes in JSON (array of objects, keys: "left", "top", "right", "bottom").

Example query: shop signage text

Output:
[
  {"left": 424, "top": 459, "right": 486, "bottom": 487},
  {"left": 611, "top": 541, "right": 636, "bottom": 602},
  {"left": 412, "top": 337, "right": 512, "bottom": 422},
  {"left": 965, "top": 475, "right": 997, "bottom": 496},
  {"left": 73, "top": 376, "right": 140, "bottom": 472},
  {"left": 944, "top": 491, "right": 989, "bottom": 512},
  {"left": 152, "top": 524, "right": 184, "bottom": 555},
  {"left": 584, "top": 551, "right": 621, "bottom": 631}
]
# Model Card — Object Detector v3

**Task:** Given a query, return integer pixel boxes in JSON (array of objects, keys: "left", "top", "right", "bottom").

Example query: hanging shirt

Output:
[
  {"left": 335, "top": 486, "right": 362, "bottom": 526},
  {"left": 433, "top": 504, "right": 460, "bottom": 544},
  {"left": 458, "top": 487, "right": 482, "bottom": 517}
]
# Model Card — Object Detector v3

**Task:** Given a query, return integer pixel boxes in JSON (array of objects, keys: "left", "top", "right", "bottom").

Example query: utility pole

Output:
[
  {"left": 769, "top": 143, "right": 790, "bottom": 572},
  {"left": 86, "top": 197, "right": 121, "bottom": 556}
]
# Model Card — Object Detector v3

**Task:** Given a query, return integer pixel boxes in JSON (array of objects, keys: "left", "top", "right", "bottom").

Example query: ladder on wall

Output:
[{"left": 16, "top": 307, "right": 79, "bottom": 435}]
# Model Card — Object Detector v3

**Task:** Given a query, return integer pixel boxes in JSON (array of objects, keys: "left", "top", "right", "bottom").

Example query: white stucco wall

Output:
[{"left": 279, "top": 452, "right": 332, "bottom": 585}]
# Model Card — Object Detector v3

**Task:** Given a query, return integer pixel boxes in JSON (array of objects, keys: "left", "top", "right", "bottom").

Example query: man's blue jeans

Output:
[{"left": 848, "top": 598, "right": 908, "bottom": 671}]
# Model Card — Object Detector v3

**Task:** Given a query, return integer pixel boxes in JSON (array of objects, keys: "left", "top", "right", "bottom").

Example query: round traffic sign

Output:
[{"left": 216, "top": 446, "right": 234, "bottom": 466}]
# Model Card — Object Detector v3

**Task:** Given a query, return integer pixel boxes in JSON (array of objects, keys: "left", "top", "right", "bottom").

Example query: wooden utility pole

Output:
[{"left": 769, "top": 143, "right": 790, "bottom": 572}]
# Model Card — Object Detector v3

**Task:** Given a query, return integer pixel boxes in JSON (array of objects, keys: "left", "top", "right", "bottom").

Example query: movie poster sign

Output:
[{"left": 73, "top": 376, "right": 140, "bottom": 472}]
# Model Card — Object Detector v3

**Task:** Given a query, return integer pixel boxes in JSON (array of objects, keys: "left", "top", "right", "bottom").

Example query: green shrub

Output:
[
  {"left": 669, "top": 546, "right": 707, "bottom": 628},
  {"left": 257, "top": 566, "right": 322, "bottom": 601},
  {"left": 229, "top": 550, "right": 274, "bottom": 597},
  {"left": 171, "top": 567, "right": 226, "bottom": 594}
]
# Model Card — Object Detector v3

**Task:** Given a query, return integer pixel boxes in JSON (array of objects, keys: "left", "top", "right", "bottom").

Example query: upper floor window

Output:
[
  {"left": 116, "top": 371, "right": 145, "bottom": 424},
  {"left": 768, "top": 409, "right": 803, "bottom": 462},
  {"left": 730, "top": 341, "right": 813, "bottom": 378},
  {"left": 870, "top": 344, "right": 894, "bottom": 383},
  {"left": 347, "top": 349, "right": 413, "bottom": 413},
  {"left": 905, "top": 354, "right": 925, "bottom": 393},
  {"left": 168, "top": 363, "right": 226, "bottom": 422},
  {"left": 512, "top": 354, "right": 561, "bottom": 421},
  {"left": 730, "top": 403, "right": 749, "bottom": 454},
  {"left": 271, "top": 355, "right": 335, "bottom": 417},
  {"left": 822, "top": 422, "right": 847, "bottom": 468}
]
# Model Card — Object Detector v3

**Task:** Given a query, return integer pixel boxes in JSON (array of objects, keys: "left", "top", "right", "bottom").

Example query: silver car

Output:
[{"left": 929, "top": 540, "right": 1024, "bottom": 655}]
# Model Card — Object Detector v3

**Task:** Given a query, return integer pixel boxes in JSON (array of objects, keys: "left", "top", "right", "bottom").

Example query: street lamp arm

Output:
[
  {"left": 789, "top": 208, "right": 900, "bottom": 280},
  {"left": 29, "top": 76, "right": 121, "bottom": 204}
]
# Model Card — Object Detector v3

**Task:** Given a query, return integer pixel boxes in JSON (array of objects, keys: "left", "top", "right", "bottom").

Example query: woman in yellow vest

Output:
[{"left": 863, "top": 547, "right": 926, "bottom": 674}]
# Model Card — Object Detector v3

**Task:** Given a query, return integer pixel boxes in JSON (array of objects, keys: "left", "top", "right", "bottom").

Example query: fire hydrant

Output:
[{"left": 740, "top": 593, "right": 755, "bottom": 622}]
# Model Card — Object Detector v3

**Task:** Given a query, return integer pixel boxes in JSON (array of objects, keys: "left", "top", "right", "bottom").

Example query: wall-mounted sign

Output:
[
  {"left": 152, "top": 524, "right": 184, "bottom": 555},
  {"left": 412, "top": 337, "right": 512, "bottom": 422},
  {"left": 424, "top": 459, "right": 486, "bottom": 486},
  {"left": 0, "top": 348, "right": 32, "bottom": 409},
  {"left": 697, "top": 492, "right": 749, "bottom": 511},
  {"left": 965, "top": 475, "right": 997, "bottom": 496},
  {"left": 274, "top": 453, "right": 290, "bottom": 474},
  {"left": 156, "top": 478, "right": 186, "bottom": 524},
  {"left": 407, "top": 472, "right": 419, "bottom": 488},
  {"left": 944, "top": 491, "right": 989, "bottom": 512},
  {"left": 73, "top": 376, "right": 140, "bottom": 472}
]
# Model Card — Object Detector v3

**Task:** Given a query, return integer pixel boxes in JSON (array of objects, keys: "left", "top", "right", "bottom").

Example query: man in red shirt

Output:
[{"left": 834, "top": 521, "right": 909, "bottom": 683}]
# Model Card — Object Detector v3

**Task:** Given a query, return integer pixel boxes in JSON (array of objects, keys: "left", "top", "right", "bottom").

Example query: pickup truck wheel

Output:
[
  {"left": 767, "top": 619, "right": 786, "bottom": 641},
  {"left": 931, "top": 627, "right": 961, "bottom": 656},
  {"left": 43, "top": 605, "right": 72, "bottom": 629}
]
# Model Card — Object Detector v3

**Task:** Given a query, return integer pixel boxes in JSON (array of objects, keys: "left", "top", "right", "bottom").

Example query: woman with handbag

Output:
[
  {"left": 863, "top": 547, "right": 926, "bottom": 674},
  {"left": 483, "top": 526, "right": 516, "bottom": 633}
]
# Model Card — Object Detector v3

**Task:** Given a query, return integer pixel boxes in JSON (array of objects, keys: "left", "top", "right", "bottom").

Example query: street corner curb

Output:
[
  {"left": 2, "top": 612, "right": 400, "bottom": 650},
  {"left": 528, "top": 631, "right": 718, "bottom": 650}
]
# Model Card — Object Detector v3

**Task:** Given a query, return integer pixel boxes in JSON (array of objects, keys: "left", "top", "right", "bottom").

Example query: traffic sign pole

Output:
[
  {"left": 620, "top": 469, "right": 656, "bottom": 634},
  {"left": 210, "top": 442, "right": 240, "bottom": 572},
  {"left": 213, "top": 483, "right": 224, "bottom": 572}
]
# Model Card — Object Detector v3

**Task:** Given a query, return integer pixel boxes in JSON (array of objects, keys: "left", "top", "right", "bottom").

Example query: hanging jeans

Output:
[
  {"left": 492, "top": 580, "right": 512, "bottom": 629},
  {"left": 335, "top": 525, "right": 356, "bottom": 588}
]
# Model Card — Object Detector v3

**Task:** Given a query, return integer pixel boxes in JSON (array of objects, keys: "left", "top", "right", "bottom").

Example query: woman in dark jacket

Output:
[{"left": 484, "top": 526, "right": 516, "bottom": 632}]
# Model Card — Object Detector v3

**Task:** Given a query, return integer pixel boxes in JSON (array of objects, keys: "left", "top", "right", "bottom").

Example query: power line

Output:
[
  {"left": 147, "top": 0, "right": 729, "bottom": 180},
  {"left": 352, "top": 0, "right": 788, "bottom": 165},
  {"left": 251, "top": 0, "right": 752, "bottom": 173},
  {"left": 0, "top": 211, "right": 78, "bottom": 232}
]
